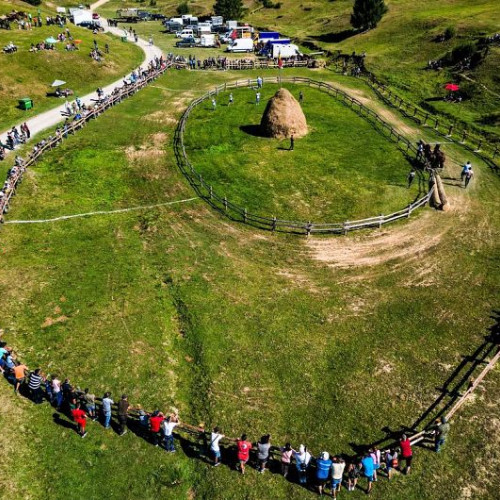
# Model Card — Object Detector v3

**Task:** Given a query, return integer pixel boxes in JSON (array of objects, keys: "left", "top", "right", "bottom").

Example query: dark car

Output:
[
  {"left": 151, "top": 13, "right": 167, "bottom": 20},
  {"left": 176, "top": 37, "right": 198, "bottom": 48}
]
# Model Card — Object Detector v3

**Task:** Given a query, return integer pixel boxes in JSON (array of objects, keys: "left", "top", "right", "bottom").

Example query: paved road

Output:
[{"left": 0, "top": 13, "right": 163, "bottom": 154}]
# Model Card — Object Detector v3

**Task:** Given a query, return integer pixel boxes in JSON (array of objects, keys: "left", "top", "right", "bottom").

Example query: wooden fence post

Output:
[
  {"left": 475, "top": 140, "right": 482, "bottom": 152},
  {"left": 306, "top": 221, "right": 312, "bottom": 237},
  {"left": 423, "top": 113, "right": 429, "bottom": 125},
  {"left": 244, "top": 208, "right": 247, "bottom": 223},
  {"left": 434, "top": 118, "right": 439, "bottom": 130},
  {"left": 223, "top": 197, "right": 228, "bottom": 211},
  {"left": 447, "top": 125, "right": 454, "bottom": 137},
  {"left": 272, "top": 217, "right": 277, "bottom": 232},
  {"left": 461, "top": 131, "right": 468, "bottom": 144}
]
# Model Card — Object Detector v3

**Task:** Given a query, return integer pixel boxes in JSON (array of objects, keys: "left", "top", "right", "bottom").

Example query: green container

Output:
[{"left": 19, "top": 98, "right": 33, "bottom": 110}]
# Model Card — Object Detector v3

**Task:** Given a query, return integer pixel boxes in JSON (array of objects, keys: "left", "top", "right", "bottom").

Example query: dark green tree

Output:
[
  {"left": 213, "top": 0, "right": 243, "bottom": 20},
  {"left": 176, "top": 1, "right": 189, "bottom": 14},
  {"left": 350, "top": 0, "right": 387, "bottom": 31}
]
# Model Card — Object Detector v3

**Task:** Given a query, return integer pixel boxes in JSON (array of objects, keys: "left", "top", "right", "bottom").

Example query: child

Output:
[{"left": 347, "top": 462, "right": 360, "bottom": 491}]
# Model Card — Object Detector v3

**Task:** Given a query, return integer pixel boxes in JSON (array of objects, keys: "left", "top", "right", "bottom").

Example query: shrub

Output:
[
  {"left": 451, "top": 42, "right": 477, "bottom": 63},
  {"left": 351, "top": 0, "right": 388, "bottom": 31},
  {"left": 177, "top": 2, "right": 189, "bottom": 14},
  {"left": 444, "top": 26, "right": 456, "bottom": 40},
  {"left": 24, "top": 0, "right": 41, "bottom": 5}
]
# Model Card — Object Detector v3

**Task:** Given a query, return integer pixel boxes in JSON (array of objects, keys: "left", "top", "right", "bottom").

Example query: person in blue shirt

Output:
[
  {"left": 360, "top": 452, "right": 375, "bottom": 494},
  {"left": 316, "top": 451, "right": 333, "bottom": 496}
]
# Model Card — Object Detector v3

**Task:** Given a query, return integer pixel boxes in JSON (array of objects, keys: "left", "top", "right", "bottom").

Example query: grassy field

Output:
[
  {"left": 183, "top": 82, "right": 421, "bottom": 222},
  {"left": 0, "top": 0, "right": 143, "bottom": 131},
  {"left": 0, "top": 65, "right": 499, "bottom": 500},
  {"left": 95, "top": 0, "right": 500, "bottom": 137}
]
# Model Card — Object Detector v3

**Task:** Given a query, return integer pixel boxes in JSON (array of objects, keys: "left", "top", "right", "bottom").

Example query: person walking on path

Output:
[
  {"left": 162, "top": 413, "right": 179, "bottom": 452},
  {"left": 289, "top": 134, "right": 294, "bottom": 151},
  {"left": 331, "top": 456, "right": 346, "bottom": 498},
  {"left": 257, "top": 434, "right": 271, "bottom": 473},
  {"left": 13, "top": 361, "right": 28, "bottom": 394},
  {"left": 257, "top": 76, "right": 263, "bottom": 89},
  {"left": 236, "top": 434, "right": 252, "bottom": 474},
  {"left": 28, "top": 368, "right": 44, "bottom": 404},
  {"left": 315, "top": 451, "right": 332, "bottom": 496},
  {"left": 149, "top": 411, "right": 164, "bottom": 446},
  {"left": 407, "top": 169, "right": 416, "bottom": 188},
  {"left": 117, "top": 394, "right": 130, "bottom": 436},
  {"left": 102, "top": 392, "right": 114, "bottom": 429},
  {"left": 399, "top": 434, "right": 413, "bottom": 475},
  {"left": 210, "top": 427, "right": 224, "bottom": 466},
  {"left": 464, "top": 167, "right": 474, "bottom": 188},
  {"left": 281, "top": 443, "right": 295, "bottom": 478},
  {"left": 360, "top": 451, "right": 375, "bottom": 494},
  {"left": 83, "top": 388, "right": 96, "bottom": 420},
  {"left": 71, "top": 402, "right": 88, "bottom": 438},
  {"left": 294, "top": 444, "right": 311, "bottom": 485},
  {"left": 434, "top": 416, "right": 451, "bottom": 452}
]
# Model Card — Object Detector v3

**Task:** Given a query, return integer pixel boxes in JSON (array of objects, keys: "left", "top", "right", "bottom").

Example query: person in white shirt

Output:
[
  {"left": 331, "top": 456, "right": 346, "bottom": 498},
  {"left": 162, "top": 414, "right": 179, "bottom": 452},
  {"left": 210, "top": 426, "right": 225, "bottom": 466}
]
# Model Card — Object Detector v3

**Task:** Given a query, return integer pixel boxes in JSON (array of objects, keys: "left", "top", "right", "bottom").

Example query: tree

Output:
[
  {"left": 350, "top": 0, "right": 387, "bottom": 31},
  {"left": 177, "top": 2, "right": 189, "bottom": 15},
  {"left": 213, "top": 0, "right": 243, "bottom": 20}
]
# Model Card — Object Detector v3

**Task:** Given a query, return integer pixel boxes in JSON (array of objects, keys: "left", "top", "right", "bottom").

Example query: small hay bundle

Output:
[{"left": 260, "top": 88, "right": 308, "bottom": 139}]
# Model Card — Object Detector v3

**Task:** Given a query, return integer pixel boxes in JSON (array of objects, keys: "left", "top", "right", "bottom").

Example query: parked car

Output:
[
  {"left": 151, "top": 13, "right": 167, "bottom": 20},
  {"left": 175, "top": 36, "right": 199, "bottom": 48}
]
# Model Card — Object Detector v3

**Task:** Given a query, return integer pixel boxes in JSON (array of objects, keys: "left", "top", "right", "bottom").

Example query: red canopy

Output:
[{"left": 444, "top": 83, "right": 459, "bottom": 91}]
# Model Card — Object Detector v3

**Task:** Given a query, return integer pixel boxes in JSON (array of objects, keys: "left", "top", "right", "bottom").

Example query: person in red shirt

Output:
[
  {"left": 149, "top": 411, "right": 165, "bottom": 447},
  {"left": 71, "top": 402, "right": 88, "bottom": 438},
  {"left": 236, "top": 434, "right": 252, "bottom": 474},
  {"left": 399, "top": 434, "right": 413, "bottom": 475}
]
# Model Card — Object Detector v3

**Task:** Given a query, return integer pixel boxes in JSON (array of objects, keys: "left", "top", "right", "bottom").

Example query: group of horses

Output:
[{"left": 420, "top": 142, "right": 446, "bottom": 170}]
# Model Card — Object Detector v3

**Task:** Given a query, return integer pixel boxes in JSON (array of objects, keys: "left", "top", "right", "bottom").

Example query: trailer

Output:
[
  {"left": 71, "top": 9, "right": 93, "bottom": 26},
  {"left": 226, "top": 37, "right": 254, "bottom": 53},
  {"left": 271, "top": 43, "right": 301, "bottom": 59},
  {"left": 199, "top": 34, "right": 216, "bottom": 47},
  {"left": 258, "top": 31, "right": 280, "bottom": 42}
]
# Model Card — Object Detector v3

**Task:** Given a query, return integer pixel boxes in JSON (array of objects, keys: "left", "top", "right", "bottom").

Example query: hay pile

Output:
[{"left": 260, "top": 88, "right": 308, "bottom": 139}]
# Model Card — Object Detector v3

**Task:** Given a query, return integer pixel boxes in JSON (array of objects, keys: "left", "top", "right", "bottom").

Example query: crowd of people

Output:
[{"left": 0, "top": 333, "right": 454, "bottom": 495}]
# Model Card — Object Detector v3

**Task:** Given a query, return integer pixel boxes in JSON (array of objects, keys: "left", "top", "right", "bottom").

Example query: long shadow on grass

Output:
[{"left": 348, "top": 311, "right": 500, "bottom": 456}]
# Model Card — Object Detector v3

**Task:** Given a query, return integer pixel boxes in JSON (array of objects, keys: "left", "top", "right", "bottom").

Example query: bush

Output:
[
  {"left": 177, "top": 2, "right": 189, "bottom": 14},
  {"left": 24, "top": 0, "right": 41, "bottom": 5},
  {"left": 444, "top": 26, "right": 456, "bottom": 40},
  {"left": 451, "top": 42, "right": 477, "bottom": 63},
  {"left": 149, "top": 0, "right": 157, "bottom": 5},
  {"left": 351, "top": 0, "right": 388, "bottom": 31}
]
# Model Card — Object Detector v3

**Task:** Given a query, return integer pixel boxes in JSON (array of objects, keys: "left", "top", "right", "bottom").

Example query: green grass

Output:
[
  {"left": 0, "top": 67, "right": 499, "bottom": 499},
  {"left": 183, "top": 82, "right": 421, "bottom": 222},
  {"left": 0, "top": 0, "right": 143, "bottom": 131}
]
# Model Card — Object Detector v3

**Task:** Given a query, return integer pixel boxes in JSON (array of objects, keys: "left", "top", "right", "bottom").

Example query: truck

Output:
[
  {"left": 182, "top": 14, "right": 198, "bottom": 25},
  {"left": 271, "top": 43, "right": 301, "bottom": 59},
  {"left": 211, "top": 16, "right": 223, "bottom": 27},
  {"left": 71, "top": 9, "right": 93, "bottom": 26},
  {"left": 226, "top": 37, "right": 254, "bottom": 53},
  {"left": 199, "top": 34, "right": 216, "bottom": 47},
  {"left": 226, "top": 20, "right": 237, "bottom": 30},
  {"left": 164, "top": 17, "right": 183, "bottom": 32},
  {"left": 196, "top": 22, "right": 212, "bottom": 36},
  {"left": 258, "top": 31, "right": 280, "bottom": 42}
]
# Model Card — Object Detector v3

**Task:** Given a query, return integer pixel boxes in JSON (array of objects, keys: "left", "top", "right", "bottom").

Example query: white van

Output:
[
  {"left": 176, "top": 28, "right": 195, "bottom": 39},
  {"left": 226, "top": 38, "right": 254, "bottom": 53}
]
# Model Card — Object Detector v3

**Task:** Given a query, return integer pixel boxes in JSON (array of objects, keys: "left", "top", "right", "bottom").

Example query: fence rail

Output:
[
  {"left": 0, "top": 62, "right": 173, "bottom": 221},
  {"left": 174, "top": 76, "right": 433, "bottom": 235},
  {"left": 330, "top": 54, "right": 499, "bottom": 172}
]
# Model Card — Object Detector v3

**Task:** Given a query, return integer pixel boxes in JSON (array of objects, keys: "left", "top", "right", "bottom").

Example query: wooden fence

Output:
[
  {"left": 174, "top": 76, "right": 433, "bottom": 235},
  {"left": 0, "top": 62, "right": 172, "bottom": 221},
  {"left": 331, "top": 55, "right": 499, "bottom": 172}
]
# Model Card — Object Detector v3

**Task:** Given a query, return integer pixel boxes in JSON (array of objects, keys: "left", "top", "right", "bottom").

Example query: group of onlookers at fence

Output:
[{"left": 1, "top": 335, "right": 453, "bottom": 496}]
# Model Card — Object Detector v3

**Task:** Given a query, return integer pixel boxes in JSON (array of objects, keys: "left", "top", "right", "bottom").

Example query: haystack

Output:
[{"left": 260, "top": 88, "right": 308, "bottom": 139}]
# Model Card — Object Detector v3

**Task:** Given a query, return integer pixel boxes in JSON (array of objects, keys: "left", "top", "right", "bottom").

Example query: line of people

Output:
[{"left": 1, "top": 335, "right": 453, "bottom": 496}]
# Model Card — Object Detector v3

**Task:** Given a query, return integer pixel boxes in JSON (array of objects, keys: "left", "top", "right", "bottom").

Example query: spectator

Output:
[
  {"left": 347, "top": 462, "right": 360, "bottom": 492},
  {"left": 162, "top": 413, "right": 179, "bottom": 452},
  {"left": 51, "top": 375, "right": 63, "bottom": 409},
  {"left": 102, "top": 392, "right": 114, "bottom": 429},
  {"left": 83, "top": 388, "right": 96, "bottom": 420},
  {"left": 13, "top": 361, "right": 28, "bottom": 394},
  {"left": 385, "top": 448, "right": 398, "bottom": 480},
  {"left": 71, "top": 402, "right": 88, "bottom": 438},
  {"left": 461, "top": 161, "right": 471, "bottom": 182},
  {"left": 400, "top": 434, "right": 413, "bottom": 475},
  {"left": 294, "top": 444, "right": 311, "bottom": 485},
  {"left": 210, "top": 426, "right": 224, "bottom": 466},
  {"left": 28, "top": 368, "right": 44, "bottom": 404},
  {"left": 256, "top": 92, "right": 261, "bottom": 105},
  {"left": 315, "top": 451, "right": 332, "bottom": 495},
  {"left": 370, "top": 446, "right": 381, "bottom": 481},
  {"left": 117, "top": 394, "right": 130, "bottom": 436},
  {"left": 280, "top": 442, "right": 295, "bottom": 478},
  {"left": 360, "top": 451, "right": 375, "bottom": 494},
  {"left": 434, "top": 416, "right": 451, "bottom": 452},
  {"left": 149, "top": 410, "right": 164, "bottom": 446},
  {"left": 465, "top": 167, "right": 474, "bottom": 188},
  {"left": 236, "top": 433, "right": 252, "bottom": 474},
  {"left": 331, "top": 456, "right": 346, "bottom": 498},
  {"left": 257, "top": 434, "right": 271, "bottom": 473},
  {"left": 407, "top": 169, "right": 416, "bottom": 188}
]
